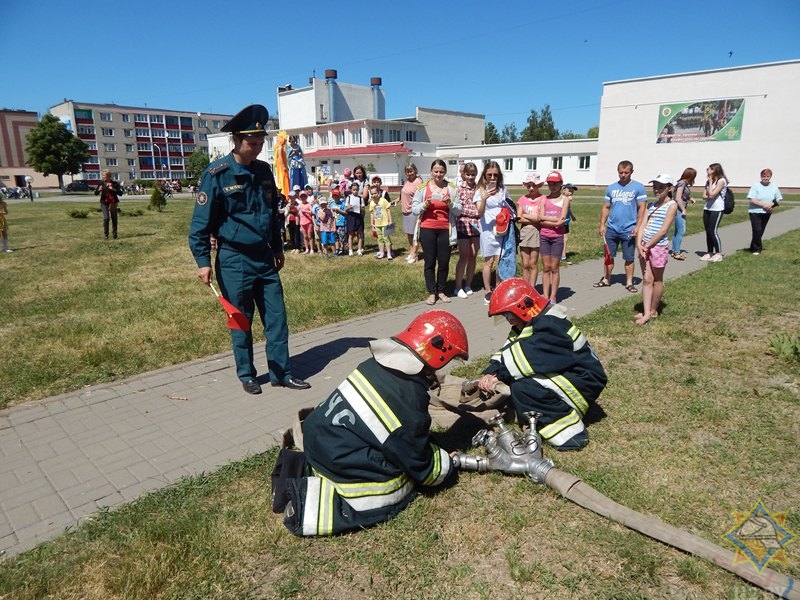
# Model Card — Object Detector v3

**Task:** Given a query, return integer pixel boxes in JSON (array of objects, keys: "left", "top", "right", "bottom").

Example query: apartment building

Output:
[{"left": 49, "top": 101, "right": 234, "bottom": 185}]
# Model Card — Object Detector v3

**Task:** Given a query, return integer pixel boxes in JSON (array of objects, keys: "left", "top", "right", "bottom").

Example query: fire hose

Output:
[{"left": 451, "top": 385, "right": 798, "bottom": 599}]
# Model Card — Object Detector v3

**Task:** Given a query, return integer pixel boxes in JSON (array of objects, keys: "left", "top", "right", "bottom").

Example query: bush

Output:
[
  {"left": 68, "top": 209, "right": 91, "bottom": 218},
  {"left": 768, "top": 333, "right": 800, "bottom": 363},
  {"left": 149, "top": 185, "right": 166, "bottom": 212}
]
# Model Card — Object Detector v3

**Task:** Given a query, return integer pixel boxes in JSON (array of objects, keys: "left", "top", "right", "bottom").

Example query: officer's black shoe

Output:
[
  {"left": 271, "top": 377, "right": 311, "bottom": 390},
  {"left": 242, "top": 378, "right": 262, "bottom": 395}
]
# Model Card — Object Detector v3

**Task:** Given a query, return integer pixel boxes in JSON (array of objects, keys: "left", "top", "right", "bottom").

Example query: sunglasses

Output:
[{"left": 485, "top": 173, "right": 500, "bottom": 179}]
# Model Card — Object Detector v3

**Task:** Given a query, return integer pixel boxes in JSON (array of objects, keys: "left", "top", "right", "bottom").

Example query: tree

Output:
[
  {"left": 500, "top": 123, "right": 519, "bottom": 144},
  {"left": 149, "top": 184, "right": 167, "bottom": 212},
  {"left": 559, "top": 130, "right": 582, "bottom": 140},
  {"left": 587, "top": 126, "right": 599, "bottom": 138},
  {"left": 185, "top": 148, "right": 210, "bottom": 182},
  {"left": 520, "top": 105, "right": 559, "bottom": 141},
  {"left": 25, "top": 114, "right": 90, "bottom": 190},
  {"left": 484, "top": 122, "right": 500, "bottom": 145}
]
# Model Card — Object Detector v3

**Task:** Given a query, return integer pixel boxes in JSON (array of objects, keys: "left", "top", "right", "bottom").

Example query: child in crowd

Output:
[
  {"left": 369, "top": 183, "right": 394, "bottom": 260},
  {"left": 538, "top": 172, "right": 570, "bottom": 304},
  {"left": 0, "top": 196, "right": 10, "bottom": 253},
  {"left": 560, "top": 184, "right": 578, "bottom": 263},
  {"left": 286, "top": 191, "right": 301, "bottom": 253},
  {"left": 317, "top": 196, "right": 337, "bottom": 258},
  {"left": 310, "top": 194, "right": 323, "bottom": 254},
  {"left": 517, "top": 171, "right": 544, "bottom": 288},
  {"left": 328, "top": 188, "right": 348, "bottom": 256},
  {"left": 635, "top": 174, "right": 678, "bottom": 325},
  {"left": 297, "top": 191, "right": 315, "bottom": 254},
  {"left": 346, "top": 182, "right": 365, "bottom": 256}
]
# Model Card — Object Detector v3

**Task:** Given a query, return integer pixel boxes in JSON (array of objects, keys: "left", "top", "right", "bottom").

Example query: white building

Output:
[
  {"left": 208, "top": 60, "right": 799, "bottom": 190},
  {"left": 596, "top": 60, "right": 800, "bottom": 188}
]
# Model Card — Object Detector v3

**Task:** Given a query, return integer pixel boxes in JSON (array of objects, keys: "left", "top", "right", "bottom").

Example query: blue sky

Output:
[{"left": 3, "top": 0, "right": 798, "bottom": 136}]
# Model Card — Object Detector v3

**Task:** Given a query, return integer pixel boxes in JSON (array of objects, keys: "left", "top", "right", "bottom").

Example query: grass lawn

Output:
[
  {"left": 0, "top": 206, "right": 797, "bottom": 599},
  {"left": 1, "top": 191, "right": 790, "bottom": 409}
]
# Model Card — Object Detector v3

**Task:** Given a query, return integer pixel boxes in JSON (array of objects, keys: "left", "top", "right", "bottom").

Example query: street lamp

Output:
[
  {"left": 152, "top": 143, "right": 161, "bottom": 180},
  {"left": 154, "top": 143, "right": 172, "bottom": 182},
  {"left": 24, "top": 175, "right": 33, "bottom": 202}
]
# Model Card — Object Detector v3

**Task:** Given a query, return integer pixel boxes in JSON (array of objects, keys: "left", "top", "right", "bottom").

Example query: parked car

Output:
[{"left": 65, "top": 181, "right": 90, "bottom": 192}]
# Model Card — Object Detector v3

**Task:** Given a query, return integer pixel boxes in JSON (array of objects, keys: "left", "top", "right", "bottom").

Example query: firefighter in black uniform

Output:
[
  {"left": 478, "top": 278, "right": 607, "bottom": 450},
  {"left": 284, "top": 310, "right": 469, "bottom": 536}
]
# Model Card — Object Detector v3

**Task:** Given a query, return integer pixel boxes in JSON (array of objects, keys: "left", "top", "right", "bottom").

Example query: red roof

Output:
[{"left": 304, "top": 143, "right": 410, "bottom": 158}]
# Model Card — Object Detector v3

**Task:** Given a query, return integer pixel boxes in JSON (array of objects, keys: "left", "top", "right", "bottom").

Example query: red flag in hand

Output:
[
  {"left": 603, "top": 241, "right": 614, "bottom": 266},
  {"left": 210, "top": 283, "right": 250, "bottom": 331}
]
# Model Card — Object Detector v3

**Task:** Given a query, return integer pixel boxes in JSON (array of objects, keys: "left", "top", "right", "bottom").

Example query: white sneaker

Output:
[
  {"left": 357, "top": 250, "right": 363, "bottom": 256},
  {"left": 483, "top": 292, "right": 492, "bottom": 305},
  {"left": 752, "top": 252, "right": 761, "bottom": 256},
  {"left": 349, "top": 250, "right": 354, "bottom": 256},
  {"left": 456, "top": 288, "right": 468, "bottom": 299},
  {"left": 699, "top": 253, "right": 711, "bottom": 261},
  {"left": 375, "top": 252, "right": 384, "bottom": 259},
  {"left": 465, "top": 286, "right": 474, "bottom": 295},
  {"left": 710, "top": 253, "right": 723, "bottom": 262}
]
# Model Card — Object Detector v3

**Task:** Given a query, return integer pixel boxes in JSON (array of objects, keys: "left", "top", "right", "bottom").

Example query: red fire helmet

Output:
[
  {"left": 488, "top": 278, "right": 549, "bottom": 322},
  {"left": 393, "top": 310, "right": 469, "bottom": 369}
]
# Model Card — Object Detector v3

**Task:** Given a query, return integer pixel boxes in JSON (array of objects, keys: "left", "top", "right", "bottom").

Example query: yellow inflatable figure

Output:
[{"left": 273, "top": 131, "right": 290, "bottom": 196}]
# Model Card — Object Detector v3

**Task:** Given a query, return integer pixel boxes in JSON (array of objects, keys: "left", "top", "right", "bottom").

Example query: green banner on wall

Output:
[{"left": 656, "top": 99, "right": 745, "bottom": 143}]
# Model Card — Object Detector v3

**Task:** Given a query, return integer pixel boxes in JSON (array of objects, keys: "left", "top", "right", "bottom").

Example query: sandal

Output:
[
  {"left": 625, "top": 284, "right": 638, "bottom": 293},
  {"left": 438, "top": 293, "right": 451, "bottom": 304},
  {"left": 425, "top": 295, "right": 436, "bottom": 305},
  {"left": 673, "top": 252, "right": 685, "bottom": 260},
  {"left": 593, "top": 279, "right": 610, "bottom": 288}
]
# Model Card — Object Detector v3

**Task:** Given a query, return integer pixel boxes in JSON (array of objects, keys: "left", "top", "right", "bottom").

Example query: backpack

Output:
[{"left": 723, "top": 187, "right": 734, "bottom": 214}]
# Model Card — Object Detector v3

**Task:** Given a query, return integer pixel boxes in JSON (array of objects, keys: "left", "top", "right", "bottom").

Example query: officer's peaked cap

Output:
[{"left": 221, "top": 104, "right": 269, "bottom": 135}]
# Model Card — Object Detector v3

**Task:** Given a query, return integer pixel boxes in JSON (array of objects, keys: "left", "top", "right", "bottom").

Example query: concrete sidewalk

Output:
[{"left": 2, "top": 207, "right": 799, "bottom": 559}]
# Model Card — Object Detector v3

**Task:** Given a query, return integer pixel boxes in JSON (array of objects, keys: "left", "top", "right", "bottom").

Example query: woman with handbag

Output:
[{"left": 94, "top": 169, "right": 123, "bottom": 240}]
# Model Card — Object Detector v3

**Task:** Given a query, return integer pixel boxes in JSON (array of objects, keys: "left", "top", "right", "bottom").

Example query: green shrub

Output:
[
  {"left": 768, "top": 333, "right": 800, "bottom": 362},
  {"left": 67, "top": 209, "right": 91, "bottom": 218},
  {"left": 149, "top": 186, "right": 166, "bottom": 212}
]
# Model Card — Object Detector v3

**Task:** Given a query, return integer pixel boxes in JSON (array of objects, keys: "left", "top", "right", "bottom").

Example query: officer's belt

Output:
[{"left": 218, "top": 239, "right": 273, "bottom": 256}]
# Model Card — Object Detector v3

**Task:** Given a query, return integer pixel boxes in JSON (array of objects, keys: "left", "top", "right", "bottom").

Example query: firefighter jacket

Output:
[
  {"left": 284, "top": 357, "right": 453, "bottom": 536},
  {"left": 484, "top": 306, "right": 607, "bottom": 449}
]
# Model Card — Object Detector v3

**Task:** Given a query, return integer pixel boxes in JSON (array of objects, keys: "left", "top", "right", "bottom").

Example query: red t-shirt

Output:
[{"left": 420, "top": 183, "right": 451, "bottom": 230}]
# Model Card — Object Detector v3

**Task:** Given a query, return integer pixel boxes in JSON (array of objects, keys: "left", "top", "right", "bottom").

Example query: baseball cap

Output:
[
  {"left": 292, "top": 185, "right": 302, "bottom": 192},
  {"left": 331, "top": 188, "right": 341, "bottom": 196},
  {"left": 649, "top": 174, "right": 674, "bottom": 185},
  {"left": 563, "top": 183, "right": 578, "bottom": 190},
  {"left": 288, "top": 190, "right": 296, "bottom": 197},
  {"left": 522, "top": 171, "right": 543, "bottom": 185},
  {"left": 318, "top": 196, "right": 328, "bottom": 204},
  {"left": 545, "top": 171, "right": 563, "bottom": 183}
]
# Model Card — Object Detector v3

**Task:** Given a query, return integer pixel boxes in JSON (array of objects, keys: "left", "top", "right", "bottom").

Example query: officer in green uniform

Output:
[{"left": 188, "top": 104, "right": 310, "bottom": 395}]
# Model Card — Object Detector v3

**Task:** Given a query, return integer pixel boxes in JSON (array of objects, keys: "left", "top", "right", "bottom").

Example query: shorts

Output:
[
  {"left": 320, "top": 231, "right": 336, "bottom": 246},
  {"left": 346, "top": 212, "right": 364, "bottom": 235},
  {"left": 539, "top": 236, "right": 564, "bottom": 259},
  {"left": 519, "top": 225, "right": 540, "bottom": 248},
  {"left": 605, "top": 231, "right": 636, "bottom": 262},
  {"left": 642, "top": 244, "right": 670, "bottom": 269}
]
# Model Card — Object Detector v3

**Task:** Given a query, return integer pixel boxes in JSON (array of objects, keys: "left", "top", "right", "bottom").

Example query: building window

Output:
[
  {"left": 304, "top": 134, "right": 314, "bottom": 148},
  {"left": 504, "top": 158, "right": 513, "bottom": 171},
  {"left": 75, "top": 109, "right": 92, "bottom": 119},
  {"left": 106, "top": 158, "right": 118, "bottom": 166},
  {"left": 77, "top": 125, "right": 95, "bottom": 135},
  {"left": 551, "top": 156, "right": 563, "bottom": 170},
  {"left": 124, "top": 129, "right": 132, "bottom": 137},
  {"left": 134, "top": 113, "right": 148, "bottom": 122},
  {"left": 137, "top": 143, "right": 151, "bottom": 151},
  {"left": 334, "top": 131, "right": 345, "bottom": 146},
  {"left": 101, "top": 128, "right": 114, "bottom": 137},
  {"left": 125, "top": 144, "right": 134, "bottom": 152},
  {"left": 198, "top": 119, "right": 207, "bottom": 128},
  {"left": 85, "top": 156, "right": 100, "bottom": 165},
  {"left": 199, "top": 133, "right": 208, "bottom": 141},
  {"left": 180, "top": 116, "right": 193, "bottom": 127},
  {"left": 103, "top": 143, "right": 116, "bottom": 152},
  {"left": 389, "top": 129, "right": 401, "bottom": 142},
  {"left": 165, "top": 115, "right": 179, "bottom": 126},
  {"left": 319, "top": 132, "right": 329, "bottom": 147},
  {"left": 100, "top": 112, "right": 113, "bottom": 121},
  {"left": 135, "top": 128, "right": 149, "bottom": 137},
  {"left": 372, "top": 128, "right": 385, "bottom": 143},
  {"left": 526, "top": 157, "right": 537, "bottom": 170},
  {"left": 405, "top": 130, "right": 417, "bottom": 142},
  {"left": 122, "top": 114, "right": 131, "bottom": 122},
  {"left": 168, "top": 144, "right": 181, "bottom": 152},
  {"left": 184, "top": 145, "right": 195, "bottom": 153},
  {"left": 150, "top": 115, "right": 164, "bottom": 123},
  {"left": 213, "top": 120, "right": 221, "bottom": 128},
  {"left": 167, "top": 130, "right": 180, "bottom": 138},
  {"left": 351, "top": 129, "right": 362, "bottom": 144},
  {"left": 86, "top": 141, "right": 97, "bottom": 151},
  {"left": 151, "top": 128, "right": 166, "bottom": 138},
  {"left": 127, "top": 159, "right": 136, "bottom": 166},
  {"left": 579, "top": 155, "right": 591, "bottom": 170}
]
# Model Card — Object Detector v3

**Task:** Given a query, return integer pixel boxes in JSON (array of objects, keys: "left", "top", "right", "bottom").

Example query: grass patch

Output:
[{"left": 0, "top": 229, "right": 798, "bottom": 598}]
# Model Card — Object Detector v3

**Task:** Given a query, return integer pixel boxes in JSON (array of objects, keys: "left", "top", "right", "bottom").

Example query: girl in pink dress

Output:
[{"left": 538, "top": 172, "right": 570, "bottom": 304}]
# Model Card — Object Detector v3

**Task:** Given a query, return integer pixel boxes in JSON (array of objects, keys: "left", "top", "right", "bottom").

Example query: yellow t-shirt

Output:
[{"left": 369, "top": 197, "right": 392, "bottom": 227}]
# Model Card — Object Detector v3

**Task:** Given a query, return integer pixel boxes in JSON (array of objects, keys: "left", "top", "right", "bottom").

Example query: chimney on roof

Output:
[
  {"left": 325, "top": 69, "right": 338, "bottom": 123},
  {"left": 370, "top": 77, "right": 384, "bottom": 120}
]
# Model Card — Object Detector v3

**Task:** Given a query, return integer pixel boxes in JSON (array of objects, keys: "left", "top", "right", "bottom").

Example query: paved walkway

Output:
[{"left": 2, "top": 207, "right": 799, "bottom": 559}]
